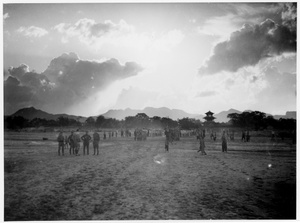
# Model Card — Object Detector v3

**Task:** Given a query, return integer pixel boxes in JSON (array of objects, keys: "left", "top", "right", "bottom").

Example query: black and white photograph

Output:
[{"left": 3, "top": 2, "right": 297, "bottom": 220}]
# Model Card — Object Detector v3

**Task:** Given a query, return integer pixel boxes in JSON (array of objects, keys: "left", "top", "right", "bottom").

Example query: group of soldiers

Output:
[
  {"left": 164, "top": 128, "right": 229, "bottom": 155},
  {"left": 57, "top": 130, "right": 100, "bottom": 156},
  {"left": 56, "top": 128, "right": 254, "bottom": 156}
]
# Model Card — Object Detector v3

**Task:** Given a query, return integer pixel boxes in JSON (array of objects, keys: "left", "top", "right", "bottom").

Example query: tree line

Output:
[
  {"left": 4, "top": 111, "right": 296, "bottom": 131},
  {"left": 4, "top": 113, "right": 202, "bottom": 130},
  {"left": 227, "top": 111, "right": 296, "bottom": 131}
]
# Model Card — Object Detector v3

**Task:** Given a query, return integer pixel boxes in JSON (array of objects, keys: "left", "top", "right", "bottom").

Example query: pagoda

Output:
[{"left": 203, "top": 111, "right": 216, "bottom": 124}]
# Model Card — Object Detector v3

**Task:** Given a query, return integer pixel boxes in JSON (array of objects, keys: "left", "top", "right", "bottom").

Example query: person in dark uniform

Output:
[
  {"left": 68, "top": 131, "right": 75, "bottom": 155},
  {"left": 221, "top": 130, "right": 228, "bottom": 152},
  {"left": 165, "top": 128, "right": 171, "bottom": 152},
  {"left": 241, "top": 131, "right": 246, "bottom": 142},
  {"left": 57, "top": 131, "right": 65, "bottom": 156},
  {"left": 93, "top": 130, "right": 100, "bottom": 155},
  {"left": 246, "top": 131, "right": 250, "bottom": 142},
  {"left": 81, "top": 131, "right": 92, "bottom": 155}
]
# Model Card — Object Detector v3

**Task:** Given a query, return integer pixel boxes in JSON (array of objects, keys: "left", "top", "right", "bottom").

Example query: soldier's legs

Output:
[
  {"left": 87, "top": 144, "right": 89, "bottom": 155},
  {"left": 58, "top": 145, "right": 61, "bottom": 155}
]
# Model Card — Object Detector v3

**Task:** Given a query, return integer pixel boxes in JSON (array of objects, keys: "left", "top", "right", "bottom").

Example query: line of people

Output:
[{"left": 57, "top": 130, "right": 100, "bottom": 156}]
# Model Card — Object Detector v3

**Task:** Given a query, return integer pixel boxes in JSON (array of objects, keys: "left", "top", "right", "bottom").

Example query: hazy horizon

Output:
[
  {"left": 9, "top": 105, "right": 296, "bottom": 118},
  {"left": 3, "top": 3, "right": 297, "bottom": 117}
]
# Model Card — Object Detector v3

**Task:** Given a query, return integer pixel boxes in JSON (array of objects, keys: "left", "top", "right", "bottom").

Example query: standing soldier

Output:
[
  {"left": 165, "top": 128, "right": 171, "bottom": 152},
  {"left": 241, "top": 131, "right": 246, "bottom": 142},
  {"left": 73, "top": 131, "right": 81, "bottom": 156},
  {"left": 221, "top": 130, "right": 228, "bottom": 152},
  {"left": 103, "top": 132, "right": 106, "bottom": 140},
  {"left": 93, "top": 130, "right": 100, "bottom": 155},
  {"left": 197, "top": 131, "right": 207, "bottom": 155},
  {"left": 68, "top": 131, "right": 75, "bottom": 155},
  {"left": 81, "top": 131, "right": 92, "bottom": 155},
  {"left": 57, "top": 131, "right": 65, "bottom": 156}
]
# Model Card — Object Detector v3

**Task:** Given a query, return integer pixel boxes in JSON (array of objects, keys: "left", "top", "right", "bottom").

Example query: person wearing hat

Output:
[{"left": 73, "top": 131, "right": 81, "bottom": 156}]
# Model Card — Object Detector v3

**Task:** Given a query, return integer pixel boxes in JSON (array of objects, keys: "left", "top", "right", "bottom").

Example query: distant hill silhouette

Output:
[
  {"left": 214, "top": 109, "right": 242, "bottom": 123},
  {"left": 11, "top": 107, "right": 87, "bottom": 123},
  {"left": 9, "top": 106, "right": 296, "bottom": 123},
  {"left": 102, "top": 107, "right": 204, "bottom": 120}
]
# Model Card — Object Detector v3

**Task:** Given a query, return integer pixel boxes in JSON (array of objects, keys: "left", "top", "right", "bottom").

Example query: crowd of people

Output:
[{"left": 56, "top": 128, "right": 253, "bottom": 156}]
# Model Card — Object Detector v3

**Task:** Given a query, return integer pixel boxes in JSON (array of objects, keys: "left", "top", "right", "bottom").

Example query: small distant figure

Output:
[
  {"left": 93, "top": 130, "right": 100, "bottom": 155},
  {"left": 241, "top": 131, "right": 246, "bottom": 142},
  {"left": 221, "top": 131, "right": 228, "bottom": 153},
  {"left": 57, "top": 131, "right": 65, "bottom": 156},
  {"left": 165, "top": 128, "right": 171, "bottom": 152},
  {"left": 103, "top": 132, "right": 106, "bottom": 140},
  {"left": 81, "top": 131, "right": 92, "bottom": 155},
  {"left": 134, "top": 129, "right": 137, "bottom": 141},
  {"left": 197, "top": 132, "right": 207, "bottom": 155},
  {"left": 68, "top": 131, "right": 75, "bottom": 155}
]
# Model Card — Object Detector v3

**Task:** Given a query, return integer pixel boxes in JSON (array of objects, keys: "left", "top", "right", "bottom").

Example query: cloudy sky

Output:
[{"left": 3, "top": 2, "right": 297, "bottom": 117}]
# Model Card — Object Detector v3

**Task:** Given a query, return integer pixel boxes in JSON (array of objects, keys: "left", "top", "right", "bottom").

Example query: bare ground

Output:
[{"left": 4, "top": 132, "right": 296, "bottom": 220}]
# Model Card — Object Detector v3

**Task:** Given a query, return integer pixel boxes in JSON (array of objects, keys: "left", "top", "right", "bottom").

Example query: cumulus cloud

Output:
[
  {"left": 53, "top": 18, "right": 133, "bottom": 45},
  {"left": 199, "top": 3, "right": 296, "bottom": 75},
  {"left": 4, "top": 52, "right": 143, "bottom": 115},
  {"left": 53, "top": 18, "right": 184, "bottom": 51},
  {"left": 17, "top": 26, "right": 48, "bottom": 38}
]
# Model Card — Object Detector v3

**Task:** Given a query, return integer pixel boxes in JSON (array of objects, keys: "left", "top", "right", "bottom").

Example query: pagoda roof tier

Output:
[{"left": 205, "top": 110, "right": 214, "bottom": 115}]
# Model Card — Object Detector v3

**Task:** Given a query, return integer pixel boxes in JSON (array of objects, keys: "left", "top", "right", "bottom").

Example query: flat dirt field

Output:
[{"left": 4, "top": 131, "right": 296, "bottom": 220}]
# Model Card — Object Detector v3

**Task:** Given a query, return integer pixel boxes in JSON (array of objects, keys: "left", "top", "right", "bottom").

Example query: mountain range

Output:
[{"left": 9, "top": 106, "right": 296, "bottom": 123}]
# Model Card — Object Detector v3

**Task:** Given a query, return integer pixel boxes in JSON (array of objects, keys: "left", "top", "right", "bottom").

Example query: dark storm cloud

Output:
[
  {"left": 43, "top": 52, "right": 143, "bottom": 99},
  {"left": 199, "top": 3, "right": 296, "bottom": 75},
  {"left": 4, "top": 52, "right": 143, "bottom": 115}
]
